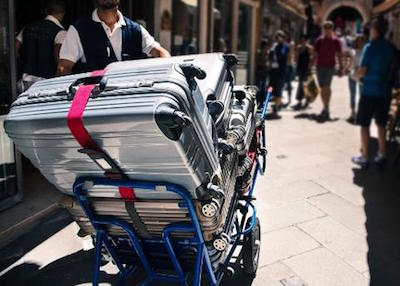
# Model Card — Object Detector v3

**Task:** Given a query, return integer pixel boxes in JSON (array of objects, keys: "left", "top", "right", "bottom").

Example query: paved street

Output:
[{"left": 1, "top": 76, "right": 400, "bottom": 286}]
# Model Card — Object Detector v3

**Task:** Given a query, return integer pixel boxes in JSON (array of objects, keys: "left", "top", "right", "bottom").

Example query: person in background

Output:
[
  {"left": 57, "top": 0, "right": 170, "bottom": 75},
  {"left": 293, "top": 34, "right": 313, "bottom": 110},
  {"left": 15, "top": 0, "right": 66, "bottom": 92},
  {"left": 344, "top": 29, "right": 354, "bottom": 49},
  {"left": 352, "top": 18, "right": 397, "bottom": 167},
  {"left": 336, "top": 28, "right": 347, "bottom": 51},
  {"left": 313, "top": 20, "right": 343, "bottom": 120},
  {"left": 255, "top": 40, "right": 270, "bottom": 108},
  {"left": 268, "top": 30, "right": 290, "bottom": 115},
  {"left": 284, "top": 31, "right": 296, "bottom": 106},
  {"left": 344, "top": 34, "right": 366, "bottom": 123}
]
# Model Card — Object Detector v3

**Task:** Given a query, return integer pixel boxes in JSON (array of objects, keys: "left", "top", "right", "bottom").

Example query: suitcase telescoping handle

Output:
[{"left": 68, "top": 75, "right": 108, "bottom": 100}]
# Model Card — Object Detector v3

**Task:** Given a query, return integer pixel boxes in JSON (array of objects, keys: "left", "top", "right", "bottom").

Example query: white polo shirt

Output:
[
  {"left": 60, "top": 9, "right": 160, "bottom": 63},
  {"left": 17, "top": 15, "right": 66, "bottom": 82}
]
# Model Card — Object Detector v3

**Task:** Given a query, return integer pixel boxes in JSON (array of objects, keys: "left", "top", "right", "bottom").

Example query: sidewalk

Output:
[
  {"left": 245, "top": 76, "right": 400, "bottom": 286},
  {"left": 0, "top": 76, "right": 399, "bottom": 286},
  {"left": 0, "top": 161, "right": 61, "bottom": 249}
]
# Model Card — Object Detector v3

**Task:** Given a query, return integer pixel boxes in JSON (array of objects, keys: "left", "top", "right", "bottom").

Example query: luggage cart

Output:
[{"left": 71, "top": 89, "right": 272, "bottom": 286}]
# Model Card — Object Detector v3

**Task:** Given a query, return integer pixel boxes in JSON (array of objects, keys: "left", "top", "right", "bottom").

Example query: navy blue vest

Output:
[
  {"left": 22, "top": 19, "right": 63, "bottom": 79},
  {"left": 73, "top": 17, "right": 146, "bottom": 72}
]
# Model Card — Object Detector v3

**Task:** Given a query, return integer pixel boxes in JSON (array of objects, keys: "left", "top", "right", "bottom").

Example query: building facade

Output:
[
  {"left": 373, "top": 0, "right": 400, "bottom": 48},
  {"left": 260, "top": 0, "right": 307, "bottom": 44},
  {"left": 0, "top": 0, "right": 262, "bottom": 210}
]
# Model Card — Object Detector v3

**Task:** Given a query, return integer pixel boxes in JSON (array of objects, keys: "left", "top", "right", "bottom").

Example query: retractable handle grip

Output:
[
  {"left": 223, "top": 54, "right": 238, "bottom": 68},
  {"left": 68, "top": 75, "right": 108, "bottom": 100}
]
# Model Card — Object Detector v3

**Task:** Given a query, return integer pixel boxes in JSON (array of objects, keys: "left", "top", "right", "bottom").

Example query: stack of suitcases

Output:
[{"left": 5, "top": 53, "right": 260, "bottom": 271}]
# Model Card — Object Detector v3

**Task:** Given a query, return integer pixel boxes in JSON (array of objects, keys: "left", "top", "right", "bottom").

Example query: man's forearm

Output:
[{"left": 57, "top": 59, "right": 75, "bottom": 76}]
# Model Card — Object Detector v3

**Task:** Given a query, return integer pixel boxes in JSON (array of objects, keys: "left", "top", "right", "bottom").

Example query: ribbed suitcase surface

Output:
[{"left": 5, "top": 53, "right": 232, "bottom": 200}]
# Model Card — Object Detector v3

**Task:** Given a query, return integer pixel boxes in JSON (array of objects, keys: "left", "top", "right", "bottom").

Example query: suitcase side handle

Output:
[{"left": 68, "top": 75, "right": 108, "bottom": 100}]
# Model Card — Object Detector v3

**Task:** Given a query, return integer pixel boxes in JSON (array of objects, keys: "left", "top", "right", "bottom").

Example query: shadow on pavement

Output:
[
  {"left": 0, "top": 209, "right": 115, "bottom": 286},
  {"left": 0, "top": 207, "right": 254, "bottom": 286},
  {"left": 294, "top": 112, "right": 339, "bottom": 124},
  {"left": 220, "top": 268, "right": 255, "bottom": 286},
  {"left": 0, "top": 208, "right": 118, "bottom": 285},
  {"left": 265, "top": 113, "right": 282, "bottom": 120},
  {"left": 353, "top": 139, "right": 400, "bottom": 286},
  {"left": 0, "top": 250, "right": 118, "bottom": 286},
  {"left": 0, "top": 209, "right": 72, "bottom": 272}
]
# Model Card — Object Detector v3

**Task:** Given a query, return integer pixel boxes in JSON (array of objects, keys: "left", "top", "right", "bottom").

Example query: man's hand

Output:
[
  {"left": 359, "top": 67, "right": 367, "bottom": 79},
  {"left": 57, "top": 59, "right": 76, "bottom": 76},
  {"left": 150, "top": 46, "right": 171, "bottom": 58}
]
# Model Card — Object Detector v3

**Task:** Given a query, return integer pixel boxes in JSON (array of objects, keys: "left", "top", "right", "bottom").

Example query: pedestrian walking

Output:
[
  {"left": 57, "top": 0, "right": 170, "bottom": 76},
  {"left": 15, "top": 0, "right": 66, "bottom": 92},
  {"left": 313, "top": 21, "right": 344, "bottom": 120},
  {"left": 255, "top": 40, "right": 270, "bottom": 108},
  {"left": 344, "top": 34, "right": 366, "bottom": 123},
  {"left": 293, "top": 34, "right": 313, "bottom": 110},
  {"left": 352, "top": 18, "right": 397, "bottom": 168},
  {"left": 284, "top": 32, "right": 296, "bottom": 106},
  {"left": 268, "top": 30, "right": 290, "bottom": 115}
]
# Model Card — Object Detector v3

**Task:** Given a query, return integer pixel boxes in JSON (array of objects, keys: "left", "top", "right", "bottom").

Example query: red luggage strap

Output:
[{"left": 67, "top": 70, "right": 136, "bottom": 201}]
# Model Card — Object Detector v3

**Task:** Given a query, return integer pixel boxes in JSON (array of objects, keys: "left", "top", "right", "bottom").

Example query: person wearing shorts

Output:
[
  {"left": 313, "top": 21, "right": 343, "bottom": 120},
  {"left": 268, "top": 30, "right": 289, "bottom": 114},
  {"left": 316, "top": 67, "right": 334, "bottom": 89},
  {"left": 352, "top": 18, "right": 397, "bottom": 167}
]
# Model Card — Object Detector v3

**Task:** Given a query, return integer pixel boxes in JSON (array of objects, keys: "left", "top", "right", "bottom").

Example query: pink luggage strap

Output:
[{"left": 67, "top": 70, "right": 136, "bottom": 201}]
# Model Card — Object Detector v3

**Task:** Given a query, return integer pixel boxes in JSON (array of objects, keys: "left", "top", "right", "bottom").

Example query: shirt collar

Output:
[
  {"left": 92, "top": 9, "right": 126, "bottom": 26},
  {"left": 45, "top": 15, "right": 64, "bottom": 29}
]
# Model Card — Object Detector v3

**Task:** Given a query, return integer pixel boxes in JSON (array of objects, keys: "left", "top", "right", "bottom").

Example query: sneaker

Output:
[
  {"left": 351, "top": 155, "right": 369, "bottom": 168},
  {"left": 373, "top": 154, "right": 386, "bottom": 166}
]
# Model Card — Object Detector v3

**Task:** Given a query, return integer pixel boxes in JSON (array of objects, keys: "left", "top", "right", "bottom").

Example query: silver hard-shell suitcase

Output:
[
  {"left": 58, "top": 85, "right": 258, "bottom": 244},
  {"left": 5, "top": 53, "right": 233, "bottom": 200}
]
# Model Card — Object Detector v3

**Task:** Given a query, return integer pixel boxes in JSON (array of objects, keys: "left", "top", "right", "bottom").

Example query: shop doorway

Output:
[
  {"left": 213, "top": 0, "right": 233, "bottom": 53},
  {"left": 0, "top": 0, "right": 21, "bottom": 211},
  {"left": 327, "top": 6, "right": 364, "bottom": 34},
  {"left": 236, "top": 3, "right": 253, "bottom": 85}
]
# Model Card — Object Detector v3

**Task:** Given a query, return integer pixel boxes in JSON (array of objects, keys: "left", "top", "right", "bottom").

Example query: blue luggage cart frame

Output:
[{"left": 72, "top": 88, "right": 272, "bottom": 286}]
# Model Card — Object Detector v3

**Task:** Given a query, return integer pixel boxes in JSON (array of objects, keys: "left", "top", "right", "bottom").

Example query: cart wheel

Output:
[{"left": 242, "top": 217, "right": 261, "bottom": 275}]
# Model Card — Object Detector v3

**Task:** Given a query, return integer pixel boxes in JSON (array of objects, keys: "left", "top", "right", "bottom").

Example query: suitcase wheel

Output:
[{"left": 242, "top": 217, "right": 261, "bottom": 275}]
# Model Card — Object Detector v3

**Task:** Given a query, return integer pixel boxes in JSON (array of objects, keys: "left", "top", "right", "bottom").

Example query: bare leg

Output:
[
  {"left": 377, "top": 125, "right": 387, "bottom": 157},
  {"left": 320, "top": 87, "right": 331, "bottom": 111},
  {"left": 361, "top": 126, "right": 370, "bottom": 159},
  {"left": 320, "top": 87, "right": 327, "bottom": 109}
]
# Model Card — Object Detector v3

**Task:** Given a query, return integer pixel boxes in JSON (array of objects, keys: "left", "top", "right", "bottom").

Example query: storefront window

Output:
[
  {"left": 172, "top": 0, "right": 199, "bottom": 55},
  {"left": 213, "top": 0, "right": 233, "bottom": 53},
  {"left": 0, "top": 0, "right": 19, "bottom": 210}
]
